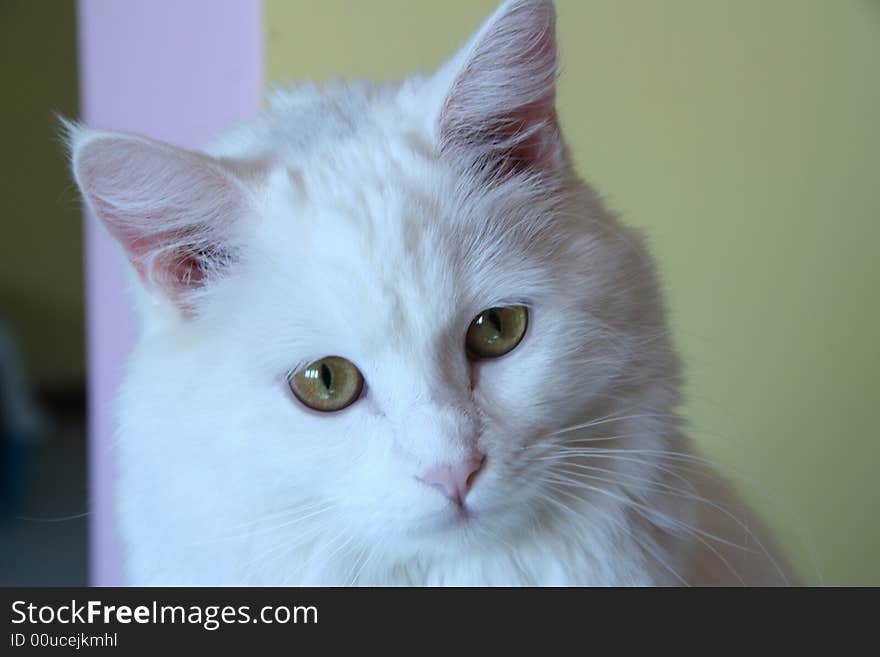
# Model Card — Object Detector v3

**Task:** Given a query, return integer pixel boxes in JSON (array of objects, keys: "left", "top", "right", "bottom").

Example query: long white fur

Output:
[{"left": 68, "top": 0, "right": 793, "bottom": 585}]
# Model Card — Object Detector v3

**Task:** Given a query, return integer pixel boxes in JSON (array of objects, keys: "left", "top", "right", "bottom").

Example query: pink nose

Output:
[{"left": 418, "top": 454, "right": 485, "bottom": 506}]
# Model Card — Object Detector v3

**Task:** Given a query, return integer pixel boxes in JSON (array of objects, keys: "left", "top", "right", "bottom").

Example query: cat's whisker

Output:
[
  {"left": 524, "top": 416, "right": 784, "bottom": 583},
  {"left": 548, "top": 412, "right": 681, "bottom": 438},
  {"left": 539, "top": 445, "right": 794, "bottom": 584},
  {"left": 344, "top": 543, "right": 372, "bottom": 587},
  {"left": 543, "top": 469, "right": 754, "bottom": 553},
  {"left": 189, "top": 501, "right": 334, "bottom": 547},
  {"left": 548, "top": 449, "right": 713, "bottom": 483},
  {"left": 579, "top": 481, "right": 747, "bottom": 587},
  {"left": 538, "top": 477, "right": 697, "bottom": 586},
  {"left": 237, "top": 511, "right": 336, "bottom": 578},
  {"left": 536, "top": 449, "right": 701, "bottom": 495},
  {"left": 347, "top": 536, "right": 387, "bottom": 586},
  {"left": 547, "top": 460, "right": 700, "bottom": 500},
  {"left": 536, "top": 478, "right": 691, "bottom": 586},
  {"left": 551, "top": 448, "right": 722, "bottom": 479},
  {"left": 319, "top": 528, "right": 360, "bottom": 577},
  {"left": 554, "top": 458, "right": 764, "bottom": 549},
  {"left": 13, "top": 511, "right": 91, "bottom": 523},
  {"left": 543, "top": 471, "right": 786, "bottom": 586}
]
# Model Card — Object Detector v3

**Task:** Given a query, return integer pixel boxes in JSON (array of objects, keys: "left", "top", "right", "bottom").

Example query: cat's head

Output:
[{"left": 70, "top": 0, "right": 677, "bottom": 567}]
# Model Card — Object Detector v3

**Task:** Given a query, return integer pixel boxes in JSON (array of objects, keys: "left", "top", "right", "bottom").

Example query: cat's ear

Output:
[
  {"left": 430, "top": 0, "right": 561, "bottom": 175},
  {"left": 67, "top": 124, "right": 251, "bottom": 310}
]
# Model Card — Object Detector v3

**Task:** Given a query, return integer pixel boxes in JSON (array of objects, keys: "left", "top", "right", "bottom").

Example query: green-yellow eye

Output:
[
  {"left": 288, "top": 356, "right": 364, "bottom": 412},
  {"left": 465, "top": 305, "right": 529, "bottom": 359}
]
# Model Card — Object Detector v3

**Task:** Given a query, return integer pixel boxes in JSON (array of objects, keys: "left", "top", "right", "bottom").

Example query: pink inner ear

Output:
[
  {"left": 463, "top": 94, "right": 559, "bottom": 178},
  {"left": 74, "top": 134, "right": 244, "bottom": 307},
  {"left": 438, "top": 0, "right": 560, "bottom": 175}
]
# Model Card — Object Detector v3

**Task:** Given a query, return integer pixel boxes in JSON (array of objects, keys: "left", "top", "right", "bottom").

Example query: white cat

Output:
[{"left": 69, "top": 0, "right": 793, "bottom": 585}]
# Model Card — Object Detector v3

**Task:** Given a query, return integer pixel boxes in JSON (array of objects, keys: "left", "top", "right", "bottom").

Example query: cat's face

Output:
[
  {"left": 71, "top": 0, "right": 674, "bottom": 565},
  {"left": 192, "top": 138, "right": 628, "bottom": 554}
]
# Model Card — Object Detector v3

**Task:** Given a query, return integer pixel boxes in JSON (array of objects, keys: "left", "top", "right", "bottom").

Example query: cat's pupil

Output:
[
  {"left": 488, "top": 309, "right": 503, "bottom": 333},
  {"left": 320, "top": 363, "right": 333, "bottom": 390}
]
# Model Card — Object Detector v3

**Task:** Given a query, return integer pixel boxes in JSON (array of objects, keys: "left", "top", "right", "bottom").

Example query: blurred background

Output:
[
  {"left": 1, "top": 0, "right": 86, "bottom": 585},
  {"left": 1, "top": 0, "right": 877, "bottom": 585}
]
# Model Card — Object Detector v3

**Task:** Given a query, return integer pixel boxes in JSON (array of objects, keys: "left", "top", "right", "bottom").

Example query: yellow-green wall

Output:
[{"left": 265, "top": 0, "right": 880, "bottom": 585}]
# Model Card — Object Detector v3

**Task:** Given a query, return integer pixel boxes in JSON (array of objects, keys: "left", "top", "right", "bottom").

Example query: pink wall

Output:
[{"left": 76, "top": 0, "right": 263, "bottom": 585}]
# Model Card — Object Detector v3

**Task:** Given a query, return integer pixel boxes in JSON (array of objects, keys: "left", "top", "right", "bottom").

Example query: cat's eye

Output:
[
  {"left": 466, "top": 305, "right": 529, "bottom": 359},
  {"left": 288, "top": 356, "right": 364, "bottom": 412}
]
